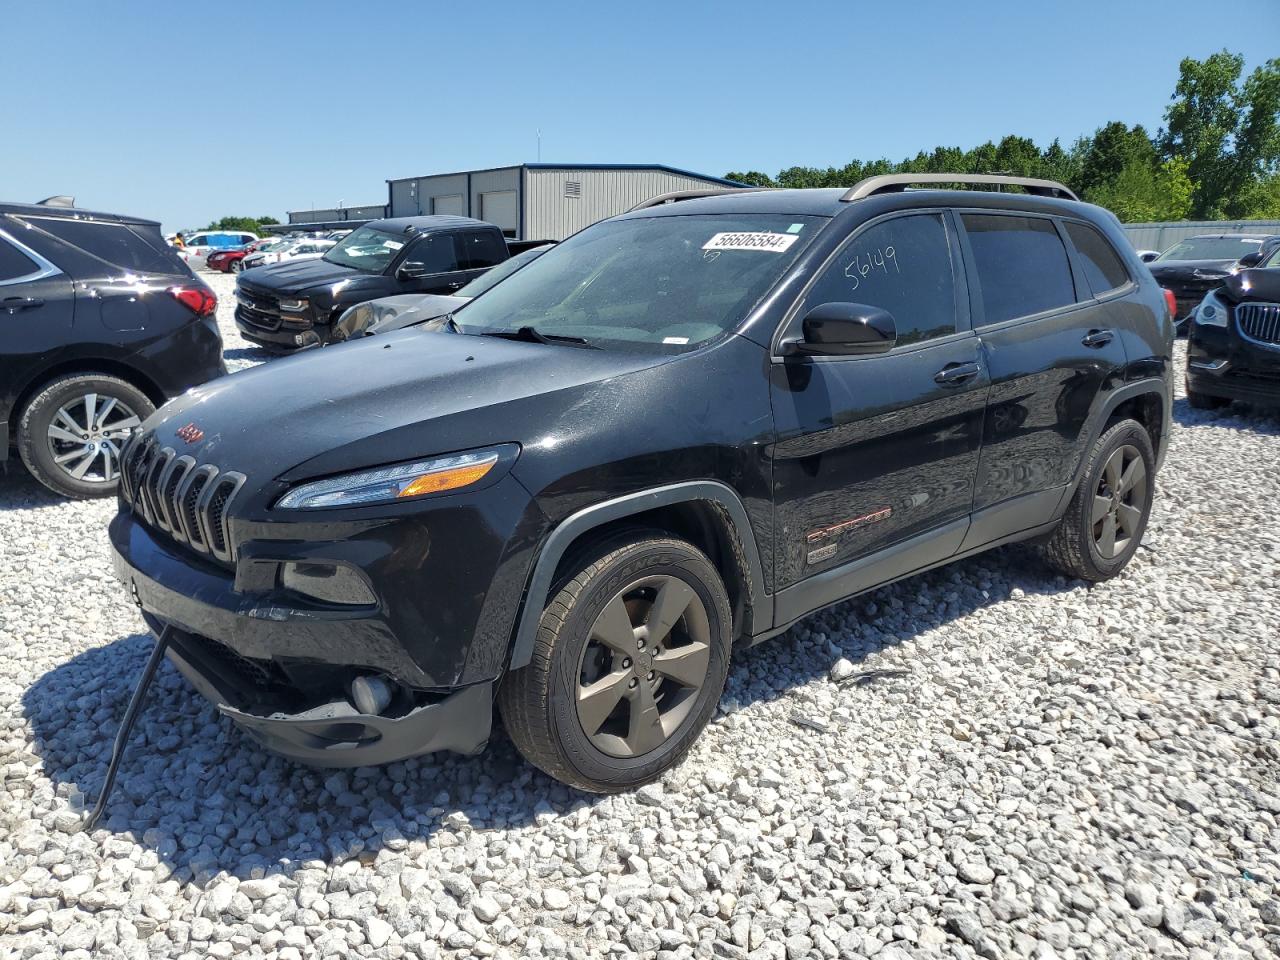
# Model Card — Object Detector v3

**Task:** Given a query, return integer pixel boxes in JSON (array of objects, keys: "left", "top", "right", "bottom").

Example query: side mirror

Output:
[
  {"left": 1237, "top": 251, "right": 1264, "bottom": 268},
  {"left": 784, "top": 302, "right": 897, "bottom": 357},
  {"left": 1139, "top": 251, "right": 1160, "bottom": 263},
  {"left": 397, "top": 260, "right": 428, "bottom": 280}
]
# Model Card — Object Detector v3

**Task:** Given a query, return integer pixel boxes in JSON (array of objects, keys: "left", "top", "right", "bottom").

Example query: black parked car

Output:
[
  {"left": 1146, "top": 233, "right": 1279, "bottom": 327},
  {"left": 234, "top": 216, "right": 525, "bottom": 352},
  {"left": 328, "top": 242, "right": 556, "bottom": 343},
  {"left": 110, "top": 174, "right": 1172, "bottom": 792},
  {"left": 0, "top": 202, "right": 224, "bottom": 499},
  {"left": 1185, "top": 265, "right": 1280, "bottom": 409}
]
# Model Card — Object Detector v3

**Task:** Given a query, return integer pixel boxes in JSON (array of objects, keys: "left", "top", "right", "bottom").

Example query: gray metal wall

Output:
[
  {"left": 387, "top": 169, "right": 523, "bottom": 219},
  {"left": 287, "top": 204, "right": 385, "bottom": 224},
  {"left": 1122, "top": 219, "right": 1280, "bottom": 252},
  {"left": 524, "top": 168, "right": 731, "bottom": 240}
]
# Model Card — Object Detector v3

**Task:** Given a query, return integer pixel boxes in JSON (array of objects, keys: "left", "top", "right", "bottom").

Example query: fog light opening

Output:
[{"left": 350, "top": 674, "right": 394, "bottom": 716}]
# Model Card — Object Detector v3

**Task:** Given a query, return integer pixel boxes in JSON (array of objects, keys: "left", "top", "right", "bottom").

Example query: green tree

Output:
[
  {"left": 205, "top": 215, "right": 280, "bottom": 234},
  {"left": 724, "top": 171, "right": 776, "bottom": 187},
  {"left": 1161, "top": 51, "right": 1280, "bottom": 217}
]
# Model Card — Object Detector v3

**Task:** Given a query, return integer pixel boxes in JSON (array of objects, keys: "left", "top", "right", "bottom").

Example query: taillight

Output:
[
  {"left": 1162, "top": 288, "right": 1177, "bottom": 319},
  {"left": 169, "top": 286, "right": 218, "bottom": 317}
]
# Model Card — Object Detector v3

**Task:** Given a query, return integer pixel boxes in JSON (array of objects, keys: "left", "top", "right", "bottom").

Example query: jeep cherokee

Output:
[{"left": 108, "top": 174, "right": 1173, "bottom": 792}]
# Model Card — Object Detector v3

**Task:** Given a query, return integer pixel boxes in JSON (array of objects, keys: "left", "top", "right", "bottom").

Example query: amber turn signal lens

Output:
[{"left": 397, "top": 460, "right": 496, "bottom": 498}]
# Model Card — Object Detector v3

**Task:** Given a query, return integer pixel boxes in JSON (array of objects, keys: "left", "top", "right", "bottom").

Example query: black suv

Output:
[
  {"left": 109, "top": 175, "right": 1172, "bottom": 792},
  {"left": 1185, "top": 265, "right": 1280, "bottom": 409},
  {"left": 0, "top": 202, "right": 224, "bottom": 499},
  {"left": 234, "top": 216, "right": 514, "bottom": 351}
]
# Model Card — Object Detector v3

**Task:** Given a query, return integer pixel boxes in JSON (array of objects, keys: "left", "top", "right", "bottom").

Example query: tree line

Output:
[{"left": 727, "top": 51, "right": 1280, "bottom": 223}]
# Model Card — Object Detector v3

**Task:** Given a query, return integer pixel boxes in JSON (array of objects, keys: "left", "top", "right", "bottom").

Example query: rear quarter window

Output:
[
  {"left": 0, "top": 237, "right": 39, "bottom": 282},
  {"left": 23, "top": 217, "right": 186, "bottom": 274},
  {"left": 961, "top": 214, "right": 1076, "bottom": 325},
  {"left": 1065, "top": 221, "right": 1130, "bottom": 296}
]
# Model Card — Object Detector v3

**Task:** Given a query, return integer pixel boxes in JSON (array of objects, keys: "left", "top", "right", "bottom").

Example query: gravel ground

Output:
[{"left": 2, "top": 274, "right": 1279, "bottom": 960}]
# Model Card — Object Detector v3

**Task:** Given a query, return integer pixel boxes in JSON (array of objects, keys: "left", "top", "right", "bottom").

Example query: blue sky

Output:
[{"left": 3, "top": 1, "right": 1278, "bottom": 231}]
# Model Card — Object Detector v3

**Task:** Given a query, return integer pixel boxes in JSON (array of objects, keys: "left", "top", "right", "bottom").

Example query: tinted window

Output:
[
  {"left": 408, "top": 234, "right": 459, "bottom": 274},
  {"left": 0, "top": 237, "right": 39, "bottom": 282},
  {"left": 456, "top": 231, "right": 507, "bottom": 270},
  {"left": 961, "top": 214, "right": 1075, "bottom": 324},
  {"left": 1065, "top": 221, "right": 1129, "bottom": 295},
  {"left": 802, "top": 213, "right": 957, "bottom": 347},
  {"left": 27, "top": 218, "right": 184, "bottom": 274}
]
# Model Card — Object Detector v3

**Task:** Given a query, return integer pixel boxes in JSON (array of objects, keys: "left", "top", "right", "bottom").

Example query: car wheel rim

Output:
[
  {"left": 575, "top": 574, "right": 711, "bottom": 759},
  {"left": 1092, "top": 443, "right": 1147, "bottom": 559},
  {"left": 45, "top": 393, "right": 142, "bottom": 484}
]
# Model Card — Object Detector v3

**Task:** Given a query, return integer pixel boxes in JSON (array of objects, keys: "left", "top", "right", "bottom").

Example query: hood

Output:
[
  {"left": 1221, "top": 267, "right": 1280, "bottom": 304},
  {"left": 145, "top": 329, "right": 670, "bottom": 488},
  {"left": 239, "top": 256, "right": 365, "bottom": 293},
  {"left": 1147, "top": 258, "right": 1238, "bottom": 280}
]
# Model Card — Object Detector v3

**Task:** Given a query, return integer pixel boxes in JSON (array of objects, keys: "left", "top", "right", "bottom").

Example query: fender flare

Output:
[
  {"left": 507, "top": 481, "right": 771, "bottom": 671},
  {"left": 1069, "top": 377, "right": 1170, "bottom": 491}
]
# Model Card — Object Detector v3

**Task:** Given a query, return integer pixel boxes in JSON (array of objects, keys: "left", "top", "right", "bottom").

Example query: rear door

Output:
[
  {"left": 958, "top": 211, "right": 1128, "bottom": 545},
  {"left": 769, "top": 211, "right": 989, "bottom": 613},
  {"left": 0, "top": 229, "right": 75, "bottom": 427}
]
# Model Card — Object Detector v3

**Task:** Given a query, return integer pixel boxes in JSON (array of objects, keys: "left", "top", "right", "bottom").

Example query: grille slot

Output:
[
  {"left": 1237, "top": 302, "right": 1280, "bottom": 346},
  {"left": 119, "top": 431, "right": 247, "bottom": 563}
]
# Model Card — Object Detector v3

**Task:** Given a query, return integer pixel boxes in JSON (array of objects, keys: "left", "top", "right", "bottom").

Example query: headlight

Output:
[
  {"left": 279, "top": 298, "right": 309, "bottom": 312},
  {"left": 1193, "top": 292, "right": 1228, "bottom": 328},
  {"left": 275, "top": 445, "right": 515, "bottom": 510}
]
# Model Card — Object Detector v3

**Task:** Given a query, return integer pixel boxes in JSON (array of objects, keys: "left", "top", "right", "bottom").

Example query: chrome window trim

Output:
[{"left": 0, "top": 227, "right": 63, "bottom": 287}]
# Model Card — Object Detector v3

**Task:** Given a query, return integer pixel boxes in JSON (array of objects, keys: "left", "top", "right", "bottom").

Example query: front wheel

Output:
[
  {"left": 1038, "top": 418, "right": 1155, "bottom": 582},
  {"left": 230, "top": 259, "right": 243, "bottom": 273},
  {"left": 17, "top": 373, "right": 154, "bottom": 499},
  {"left": 498, "top": 532, "right": 732, "bottom": 792}
]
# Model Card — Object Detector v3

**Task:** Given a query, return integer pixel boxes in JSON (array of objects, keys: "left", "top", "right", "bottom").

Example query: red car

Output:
[{"left": 206, "top": 237, "right": 277, "bottom": 273}]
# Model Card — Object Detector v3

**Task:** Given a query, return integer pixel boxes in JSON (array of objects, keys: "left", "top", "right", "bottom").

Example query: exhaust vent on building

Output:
[{"left": 564, "top": 180, "right": 582, "bottom": 199}]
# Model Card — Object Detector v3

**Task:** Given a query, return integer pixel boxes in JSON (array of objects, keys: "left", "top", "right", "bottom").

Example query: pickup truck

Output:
[{"left": 234, "top": 215, "right": 527, "bottom": 351}]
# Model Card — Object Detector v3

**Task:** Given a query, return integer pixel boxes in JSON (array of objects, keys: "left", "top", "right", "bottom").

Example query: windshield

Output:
[
  {"left": 1157, "top": 237, "right": 1263, "bottom": 261},
  {"left": 1263, "top": 246, "right": 1280, "bottom": 269},
  {"left": 457, "top": 245, "right": 552, "bottom": 299},
  {"left": 323, "top": 225, "right": 408, "bottom": 273},
  {"left": 454, "top": 214, "right": 824, "bottom": 349}
]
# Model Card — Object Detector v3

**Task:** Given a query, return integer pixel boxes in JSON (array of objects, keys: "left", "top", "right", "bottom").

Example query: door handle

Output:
[
  {"left": 1082, "top": 328, "right": 1114, "bottom": 347},
  {"left": 3, "top": 296, "right": 44, "bottom": 314},
  {"left": 934, "top": 361, "right": 981, "bottom": 386}
]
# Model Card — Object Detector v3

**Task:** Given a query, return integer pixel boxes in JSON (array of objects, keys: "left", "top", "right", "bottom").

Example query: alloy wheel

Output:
[
  {"left": 1092, "top": 443, "right": 1147, "bottom": 559},
  {"left": 45, "top": 393, "right": 141, "bottom": 484},
  {"left": 575, "top": 574, "right": 711, "bottom": 758}
]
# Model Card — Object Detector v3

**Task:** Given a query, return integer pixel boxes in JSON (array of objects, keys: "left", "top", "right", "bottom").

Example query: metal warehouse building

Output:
[{"left": 386, "top": 163, "right": 744, "bottom": 240}]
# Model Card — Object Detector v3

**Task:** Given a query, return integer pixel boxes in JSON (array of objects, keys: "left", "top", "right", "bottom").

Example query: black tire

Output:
[
  {"left": 1038, "top": 418, "right": 1155, "bottom": 582},
  {"left": 498, "top": 531, "right": 732, "bottom": 793},
  {"left": 17, "top": 373, "right": 154, "bottom": 499},
  {"left": 230, "top": 259, "right": 243, "bottom": 273},
  {"left": 1187, "top": 389, "right": 1228, "bottom": 410}
]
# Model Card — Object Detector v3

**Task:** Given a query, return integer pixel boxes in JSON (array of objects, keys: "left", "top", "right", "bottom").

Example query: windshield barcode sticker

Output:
[{"left": 702, "top": 232, "right": 799, "bottom": 253}]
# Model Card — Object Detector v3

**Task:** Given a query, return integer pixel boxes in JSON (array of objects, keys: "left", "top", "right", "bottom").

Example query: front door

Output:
[{"left": 769, "top": 211, "right": 989, "bottom": 616}]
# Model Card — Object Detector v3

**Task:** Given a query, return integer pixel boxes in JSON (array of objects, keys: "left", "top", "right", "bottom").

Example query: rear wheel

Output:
[
  {"left": 498, "top": 532, "right": 731, "bottom": 792},
  {"left": 1187, "top": 389, "right": 1228, "bottom": 410},
  {"left": 17, "top": 373, "right": 153, "bottom": 499},
  {"left": 1038, "top": 418, "right": 1155, "bottom": 582}
]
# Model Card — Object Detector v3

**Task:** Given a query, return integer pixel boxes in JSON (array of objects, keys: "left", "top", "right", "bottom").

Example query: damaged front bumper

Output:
[{"left": 110, "top": 514, "right": 494, "bottom": 767}]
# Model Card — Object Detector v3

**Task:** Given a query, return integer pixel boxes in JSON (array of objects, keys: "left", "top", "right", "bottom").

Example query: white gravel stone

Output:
[{"left": 2, "top": 296, "right": 1279, "bottom": 960}]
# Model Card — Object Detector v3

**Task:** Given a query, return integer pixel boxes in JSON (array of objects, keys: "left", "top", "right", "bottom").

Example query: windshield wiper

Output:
[{"left": 477, "top": 325, "right": 597, "bottom": 348}]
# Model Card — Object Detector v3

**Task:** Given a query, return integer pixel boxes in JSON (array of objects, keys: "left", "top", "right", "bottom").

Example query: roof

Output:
[
  {"left": 369, "top": 214, "right": 491, "bottom": 234},
  {"left": 0, "top": 201, "right": 160, "bottom": 227},
  {"left": 385, "top": 163, "right": 745, "bottom": 188},
  {"left": 616, "top": 186, "right": 1094, "bottom": 221},
  {"left": 1184, "top": 233, "right": 1279, "bottom": 241}
]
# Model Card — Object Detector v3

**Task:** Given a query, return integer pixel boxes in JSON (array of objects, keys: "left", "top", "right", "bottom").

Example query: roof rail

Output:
[
  {"left": 628, "top": 187, "right": 773, "bottom": 212},
  {"left": 841, "top": 174, "right": 1078, "bottom": 203}
]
